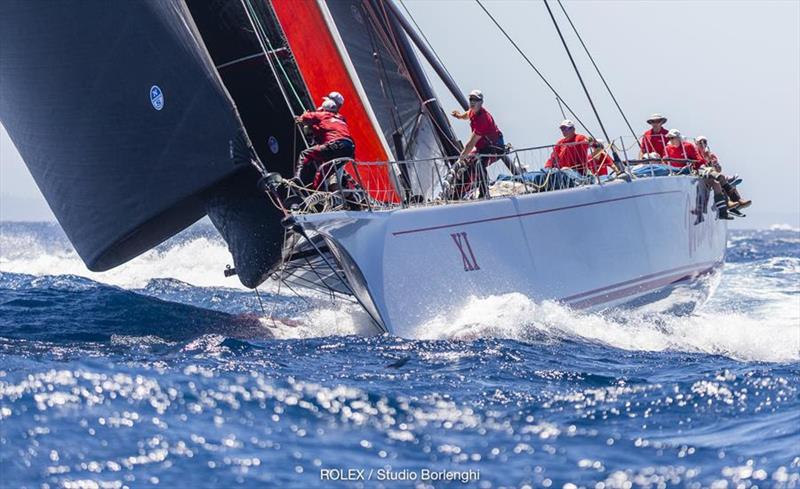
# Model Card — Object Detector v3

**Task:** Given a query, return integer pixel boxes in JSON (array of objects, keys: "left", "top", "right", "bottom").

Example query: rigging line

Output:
[
  {"left": 397, "top": 0, "right": 458, "bottom": 93},
  {"left": 542, "top": 0, "right": 614, "bottom": 155},
  {"left": 364, "top": 3, "right": 405, "bottom": 137},
  {"left": 241, "top": 0, "right": 312, "bottom": 156},
  {"left": 240, "top": 1, "right": 311, "bottom": 152},
  {"left": 380, "top": 1, "right": 463, "bottom": 154},
  {"left": 254, "top": 286, "right": 267, "bottom": 315},
  {"left": 556, "top": 97, "right": 567, "bottom": 119},
  {"left": 244, "top": 0, "right": 307, "bottom": 113},
  {"left": 474, "top": 0, "right": 595, "bottom": 139},
  {"left": 555, "top": 0, "right": 639, "bottom": 145}
]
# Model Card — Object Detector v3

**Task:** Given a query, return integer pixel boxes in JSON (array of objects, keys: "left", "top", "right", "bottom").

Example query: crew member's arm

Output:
[
  {"left": 450, "top": 110, "right": 470, "bottom": 120},
  {"left": 295, "top": 110, "right": 320, "bottom": 124},
  {"left": 458, "top": 132, "right": 481, "bottom": 161},
  {"left": 686, "top": 144, "right": 702, "bottom": 170},
  {"left": 545, "top": 145, "right": 559, "bottom": 168}
]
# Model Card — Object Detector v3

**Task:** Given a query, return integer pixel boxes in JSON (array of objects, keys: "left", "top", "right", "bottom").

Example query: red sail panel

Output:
[{"left": 271, "top": 0, "right": 398, "bottom": 203}]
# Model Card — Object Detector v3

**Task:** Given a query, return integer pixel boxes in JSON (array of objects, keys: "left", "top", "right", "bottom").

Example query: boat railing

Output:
[{"left": 288, "top": 138, "right": 702, "bottom": 214}]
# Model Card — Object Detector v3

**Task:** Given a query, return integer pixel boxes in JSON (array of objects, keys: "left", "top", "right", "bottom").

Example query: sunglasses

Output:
[{"left": 468, "top": 98, "right": 481, "bottom": 103}]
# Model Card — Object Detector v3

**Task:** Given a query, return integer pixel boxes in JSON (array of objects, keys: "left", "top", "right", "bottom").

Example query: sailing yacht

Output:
[{"left": 0, "top": 0, "right": 727, "bottom": 335}]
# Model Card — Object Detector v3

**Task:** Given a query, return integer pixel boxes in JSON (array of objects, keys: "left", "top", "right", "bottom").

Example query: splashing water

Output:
[{"left": 1, "top": 222, "right": 798, "bottom": 488}]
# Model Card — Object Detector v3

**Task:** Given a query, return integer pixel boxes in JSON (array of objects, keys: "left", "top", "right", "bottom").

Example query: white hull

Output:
[{"left": 297, "top": 176, "right": 727, "bottom": 335}]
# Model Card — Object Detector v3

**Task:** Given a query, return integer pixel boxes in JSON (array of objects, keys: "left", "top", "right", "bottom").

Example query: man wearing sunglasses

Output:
[{"left": 449, "top": 90, "right": 508, "bottom": 197}]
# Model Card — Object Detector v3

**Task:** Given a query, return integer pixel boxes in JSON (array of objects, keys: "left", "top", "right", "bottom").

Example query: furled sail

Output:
[{"left": 0, "top": 0, "right": 254, "bottom": 272}]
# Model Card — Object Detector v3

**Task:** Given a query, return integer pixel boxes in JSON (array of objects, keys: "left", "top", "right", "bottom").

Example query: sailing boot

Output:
[
  {"left": 714, "top": 193, "right": 734, "bottom": 220},
  {"left": 721, "top": 179, "right": 752, "bottom": 210}
]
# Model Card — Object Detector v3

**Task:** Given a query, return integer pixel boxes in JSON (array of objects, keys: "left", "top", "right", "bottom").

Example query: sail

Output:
[
  {"left": 185, "top": 0, "right": 314, "bottom": 288},
  {"left": 271, "top": 0, "right": 460, "bottom": 202},
  {"left": 1, "top": 0, "right": 463, "bottom": 288},
  {"left": 0, "top": 0, "right": 253, "bottom": 271}
]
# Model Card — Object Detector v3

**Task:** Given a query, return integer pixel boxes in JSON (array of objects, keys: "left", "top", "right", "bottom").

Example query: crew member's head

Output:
[
  {"left": 647, "top": 113, "right": 667, "bottom": 131},
  {"left": 559, "top": 119, "right": 576, "bottom": 137},
  {"left": 590, "top": 138, "right": 605, "bottom": 153},
  {"left": 321, "top": 98, "right": 338, "bottom": 112},
  {"left": 468, "top": 89, "right": 484, "bottom": 111},
  {"left": 666, "top": 128, "right": 682, "bottom": 146},
  {"left": 325, "top": 91, "right": 344, "bottom": 111},
  {"left": 695, "top": 135, "right": 708, "bottom": 150}
]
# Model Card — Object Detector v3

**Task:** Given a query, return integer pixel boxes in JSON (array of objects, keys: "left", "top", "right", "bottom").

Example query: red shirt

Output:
[
  {"left": 587, "top": 151, "right": 614, "bottom": 176},
  {"left": 299, "top": 110, "right": 352, "bottom": 144},
  {"left": 641, "top": 128, "right": 669, "bottom": 157},
  {"left": 469, "top": 107, "right": 502, "bottom": 149},
  {"left": 665, "top": 141, "right": 702, "bottom": 169},
  {"left": 545, "top": 134, "right": 590, "bottom": 169}
]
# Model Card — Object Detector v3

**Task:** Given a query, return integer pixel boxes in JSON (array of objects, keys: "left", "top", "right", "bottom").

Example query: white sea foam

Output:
[
  {"left": 2, "top": 226, "right": 797, "bottom": 362},
  {"left": 0, "top": 232, "right": 246, "bottom": 290},
  {"left": 411, "top": 291, "right": 800, "bottom": 363},
  {"left": 769, "top": 223, "right": 800, "bottom": 232}
]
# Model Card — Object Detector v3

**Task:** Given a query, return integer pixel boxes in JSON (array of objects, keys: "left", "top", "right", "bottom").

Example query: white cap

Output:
[
  {"left": 696, "top": 135, "right": 708, "bottom": 143},
  {"left": 666, "top": 128, "right": 681, "bottom": 139},
  {"left": 468, "top": 89, "right": 484, "bottom": 101},
  {"left": 325, "top": 91, "right": 344, "bottom": 107},
  {"left": 560, "top": 119, "right": 575, "bottom": 129},
  {"left": 647, "top": 113, "right": 667, "bottom": 123},
  {"left": 321, "top": 99, "right": 338, "bottom": 112}
]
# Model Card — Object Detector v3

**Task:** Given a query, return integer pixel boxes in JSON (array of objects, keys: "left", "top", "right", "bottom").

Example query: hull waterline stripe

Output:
[
  {"left": 392, "top": 190, "right": 682, "bottom": 236},
  {"left": 567, "top": 263, "right": 721, "bottom": 309},
  {"left": 562, "top": 261, "right": 720, "bottom": 303}
]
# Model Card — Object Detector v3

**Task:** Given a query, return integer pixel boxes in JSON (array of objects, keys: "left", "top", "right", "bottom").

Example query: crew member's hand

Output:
[{"left": 451, "top": 110, "right": 461, "bottom": 118}]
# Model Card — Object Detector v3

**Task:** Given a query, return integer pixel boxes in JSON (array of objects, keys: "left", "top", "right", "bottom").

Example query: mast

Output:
[{"left": 383, "top": 0, "right": 469, "bottom": 111}]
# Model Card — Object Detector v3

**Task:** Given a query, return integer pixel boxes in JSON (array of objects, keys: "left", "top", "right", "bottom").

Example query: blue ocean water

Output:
[{"left": 0, "top": 222, "right": 798, "bottom": 489}]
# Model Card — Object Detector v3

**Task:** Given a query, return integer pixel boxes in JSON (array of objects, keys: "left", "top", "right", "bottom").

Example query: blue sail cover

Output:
[{"left": 0, "top": 0, "right": 252, "bottom": 271}]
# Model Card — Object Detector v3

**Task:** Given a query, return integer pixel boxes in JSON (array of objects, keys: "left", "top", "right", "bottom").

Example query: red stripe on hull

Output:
[
  {"left": 270, "top": 0, "right": 397, "bottom": 202},
  {"left": 391, "top": 191, "right": 683, "bottom": 236}
]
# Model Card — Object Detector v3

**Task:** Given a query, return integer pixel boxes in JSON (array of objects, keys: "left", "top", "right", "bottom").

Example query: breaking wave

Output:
[
  {"left": 0, "top": 221, "right": 246, "bottom": 290},
  {"left": 1, "top": 223, "right": 798, "bottom": 363}
]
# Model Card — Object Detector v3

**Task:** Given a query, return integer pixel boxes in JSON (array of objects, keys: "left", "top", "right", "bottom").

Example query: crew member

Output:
[
  {"left": 664, "top": 129, "right": 702, "bottom": 170},
  {"left": 587, "top": 139, "right": 614, "bottom": 176},
  {"left": 295, "top": 97, "right": 355, "bottom": 189},
  {"left": 696, "top": 136, "right": 752, "bottom": 213},
  {"left": 640, "top": 113, "right": 669, "bottom": 158},
  {"left": 545, "top": 120, "right": 590, "bottom": 171},
  {"left": 451, "top": 90, "right": 507, "bottom": 164},
  {"left": 450, "top": 90, "right": 508, "bottom": 196}
]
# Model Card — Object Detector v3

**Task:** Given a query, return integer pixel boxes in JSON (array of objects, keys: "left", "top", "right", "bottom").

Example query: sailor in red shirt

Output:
[
  {"left": 664, "top": 129, "right": 702, "bottom": 170},
  {"left": 587, "top": 139, "right": 614, "bottom": 176},
  {"left": 450, "top": 90, "right": 509, "bottom": 197},
  {"left": 295, "top": 96, "right": 355, "bottom": 188},
  {"left": 545, "top": 120, "right": 590, "bottom": 171},
  {"left": 451, "top": 90, "right": 506, "bottom": 162},
  {"left": 639, "top": 113, "right": 669, "bottom": 158}
]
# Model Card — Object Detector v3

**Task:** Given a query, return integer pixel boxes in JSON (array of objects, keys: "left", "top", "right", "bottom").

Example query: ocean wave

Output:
[
  {"left": 412, "top": 292, "right": 800, "bottom": 363},
  {"left": 0, "top": 233, "right": 246, "bottom": 290}
]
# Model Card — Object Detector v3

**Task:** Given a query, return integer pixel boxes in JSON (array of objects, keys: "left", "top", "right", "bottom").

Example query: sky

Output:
[{"left": 1, "top": 0, "right": 798, "bottom": 229}]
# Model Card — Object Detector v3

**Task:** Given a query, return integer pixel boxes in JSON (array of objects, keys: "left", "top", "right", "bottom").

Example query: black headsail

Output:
[
  {"left": 1, "top": 0, "right": 464, "bottom": 289},
  {"left": 0, "top": 0, "right": 255, "bottom": 272}
]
